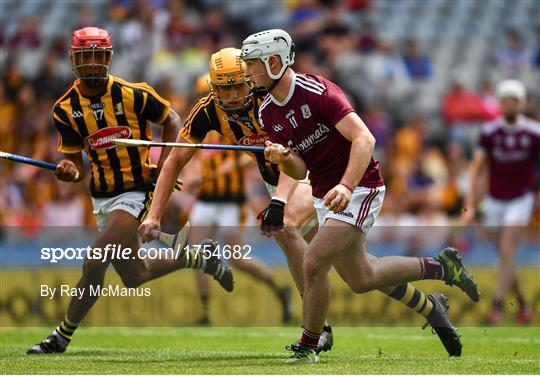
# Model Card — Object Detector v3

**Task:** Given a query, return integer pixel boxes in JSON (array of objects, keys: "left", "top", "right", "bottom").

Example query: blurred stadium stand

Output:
[{"left": 1, "top": 0, "right": 539, "bottom": 264}]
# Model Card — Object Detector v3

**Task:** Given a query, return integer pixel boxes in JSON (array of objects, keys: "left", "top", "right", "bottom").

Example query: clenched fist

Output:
[
  {"left": 55, "top": 160, "right": 80, "bottom": 182},
  {"left": 264, "top": 141, "right": 290, "bottom": 164},
  {"left": 323, "top": 183, "right": 352, "bottom": 213}
]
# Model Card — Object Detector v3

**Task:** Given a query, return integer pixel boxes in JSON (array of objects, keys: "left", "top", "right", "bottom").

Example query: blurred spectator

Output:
[
  {"left": 8, "top": 16, "right": 41, "bottom": 50},
  {"left": 42, "top": 181, "right": 86, "bottom": 227},
  {"left": 290, "top": 0, "right": 327, "bottom": 43},
  {"left": 441, "top": 142, "right": 469, "bottom": 215},
  {"left": 393, "top": 114, "right": 428, "bottom": 164},
  {"left": 402, "top": 39, "right": 432, "bottom": 81},
  {"left": 495, "top": 28, "right": 532, "bottom": 75},
  {"left": 344, "top": 0, "right": 371, "bottom": 12},
  {"left": 32, "top": 54, "right": 70, "bottom": 100},
  {"left": 0, "top": 82, "right": 17, "bottom": 153},
  {"left": 2, "top": 56, "right": 26, "bottom": 100},
  {"left": 442, "top": 73, "right": 488, "bottom": 148},
  {"left": 109, "top": 0, "right": 134, "bottom": 23},
  {"left": 198, "top": 7, "right": 232, "bottom": 52},
  {"left": 442, "top": 74, "right": 485, "bottom": 125},
  {"left": 533, "top": 25, "right": 540, "bottom": 69},
  {"left": 165, "top": 0, "right": 197, "bottom": 53},
  {"left": 75, "top": 5, "right": 96, "bottom": 30},
  {"left": 362, "top": 102, "right": 390, "bottom": 152},
  {"left": 319, "top": 24, "right": 369, "bottom": 107},
  {"left": 478, "top": 78, "right": 502, "bottom": 121},
  {"left": 364, "top": 37, "right": 412, "bottom": 117},
  {"left": 118, "top": 2, "right": 164, "bottom": 79},
  {"left": 357, "top": 21, "right": 377, "bottom": 53}
]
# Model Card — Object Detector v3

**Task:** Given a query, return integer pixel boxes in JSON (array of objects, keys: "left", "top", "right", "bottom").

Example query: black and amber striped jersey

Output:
[
  {"left": 197, "top": 133, "right": 245, "bottom": 203},
  {"left": 52, "top": 75, "right": 170, "bottom": 198},
  {"left": 180, "top": 95, "right": 280, "bottom": 186}
]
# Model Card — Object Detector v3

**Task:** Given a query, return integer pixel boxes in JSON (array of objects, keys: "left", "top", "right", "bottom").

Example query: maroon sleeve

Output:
[
  {"left": 478, "top": 129, "right": 491, "bottom": 151},
  {"left": 319, "top": 79, "right": 355, "bottom": 126}
]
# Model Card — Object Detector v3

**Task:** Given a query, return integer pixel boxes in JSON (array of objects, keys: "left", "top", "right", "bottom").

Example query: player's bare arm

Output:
[
  {"left": 264, "top": 141, "right": 307, "bottom": 180},
  {"left": 139, "top": 133, "right": 197, "bottom": 242},
  {"left": 274, "top": 169, "right": 300, "bottom": 203},
  {"left": 324, "top": 112, "right": 375, "bottom": 213},
  {"left": 463, "top": 149, "right": 488, "bottom": 223},
  {"left": 55, "top": 152, "right": 85, "bottom": 183}
]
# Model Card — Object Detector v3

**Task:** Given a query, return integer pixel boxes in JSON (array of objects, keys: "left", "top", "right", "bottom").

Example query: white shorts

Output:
[
  {"left": 189, "top": 201, "right": 241, "bottom": 228},
  {"left": 92, "top": 190, "right": 153, "bottom": 232},
  {"left": 313, "top": 186, "right": 385, "bottom": 234},
  {"left": 484, "top": 191, "right": 535, "bottom": 226}
]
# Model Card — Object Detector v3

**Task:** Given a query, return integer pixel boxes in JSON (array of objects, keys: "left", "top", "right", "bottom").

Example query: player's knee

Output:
[
  {"left": 347, "top": 279, "right": 371, "bottom": 294},
  {"left": 303, "top": 254, "right": 326, "bottom": 281},
  {"left": 274, "top": 231, "right": 303, "bottom": 257},
  {"left": 346, "top": 268, "right": 375, "bottom": 294}
]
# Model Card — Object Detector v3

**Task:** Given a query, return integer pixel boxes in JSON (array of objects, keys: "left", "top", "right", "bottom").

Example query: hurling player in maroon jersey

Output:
[
  {"left": 242, "top": 29, "right": 480, "bottom": 363},
  {"left": 464, "top": 79, "right": 539, "bottom": 325}
]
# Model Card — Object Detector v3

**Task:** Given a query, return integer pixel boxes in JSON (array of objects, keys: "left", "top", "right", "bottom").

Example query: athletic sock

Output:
[
  {"left": 298, "top": 328, "right": 320, "bottom": 349},
  {"left": 419, "top": 257, "right": 445, "bottom": 280},
  {"left": 182, "top": 246, "right": 207, "bottom": 270},
  {"left": 54, "top": 316, "right": 78, "bottom": 344},
  {"left": 388, "top": 283, "right": 434, "bottom": 318}
]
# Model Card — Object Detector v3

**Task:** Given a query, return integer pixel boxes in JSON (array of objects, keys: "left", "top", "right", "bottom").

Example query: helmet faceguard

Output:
[
  {"left": 241, "top": 29, "right": 295, "bottom": 85},
  {"left": 209, "top": 47, "right": 253, "bottom": 114},
  {"left": 70, "top": 27, "right": 113, "bottom": 88}
]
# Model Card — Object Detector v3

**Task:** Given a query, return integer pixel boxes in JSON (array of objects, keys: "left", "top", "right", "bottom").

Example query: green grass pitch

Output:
[{"left": 1, "top": 327, "right": 538, "bottom": 374}]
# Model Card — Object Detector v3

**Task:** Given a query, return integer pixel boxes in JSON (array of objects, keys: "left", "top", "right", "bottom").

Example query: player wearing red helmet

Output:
[
  {"left": 70, "top": 27, "right": 113, "bottom": 88},
  {"left": 27, "top": 27, "right": 233, "bottom": 354}
]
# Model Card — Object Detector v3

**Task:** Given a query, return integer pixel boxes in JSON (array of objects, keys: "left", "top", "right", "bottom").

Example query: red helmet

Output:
[{"left": 70, "top": 27, "right": 113, "bottom": 87}]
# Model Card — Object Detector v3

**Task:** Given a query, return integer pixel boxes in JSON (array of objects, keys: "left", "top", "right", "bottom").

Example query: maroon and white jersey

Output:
[
  {"left": 479, "top": 115, "right": 540, "bottom": 200},
  {"left": 259, "top": 73, "right": 383, "bottom": 198}
]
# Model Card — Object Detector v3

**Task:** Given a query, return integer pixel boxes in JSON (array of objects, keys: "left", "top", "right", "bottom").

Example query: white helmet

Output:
[
  {"left": 496, "top": 79, "right": 526, "bottom": 102},
  {"left": 241, "top": 29, "right": 295, "bottom": 80}
]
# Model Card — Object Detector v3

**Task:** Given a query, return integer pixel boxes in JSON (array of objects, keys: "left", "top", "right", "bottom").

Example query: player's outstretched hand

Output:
[
  {"left": 323, "top": 184, "right": 352, "bottom": 213},
  {"left": 55, "top": 160, "right": 79, "bottom": 182},
  {"left": 139, "top": 217, "right": 161, "bottom": 243},
  {"left": 264, "top": 141, "right": 290, "bottom": 164}
]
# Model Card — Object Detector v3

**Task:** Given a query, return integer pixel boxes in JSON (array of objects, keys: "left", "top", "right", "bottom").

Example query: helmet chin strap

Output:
[{"left": 251, "top": 66, "right": 287, "bottom": 98}]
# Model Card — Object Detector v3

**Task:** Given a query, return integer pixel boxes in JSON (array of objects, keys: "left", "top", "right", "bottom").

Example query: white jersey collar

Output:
[
  {"left": 270, "top": 72, "right": 296, "bottom": 107},
  {"left": 501, "top": 114, "right": 526, "bottom": 131}
]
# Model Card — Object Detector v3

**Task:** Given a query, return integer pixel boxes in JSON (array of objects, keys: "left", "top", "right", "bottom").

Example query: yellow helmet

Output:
[{"left": 209, "top": 47, "right": 252, "bottom": 114}]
